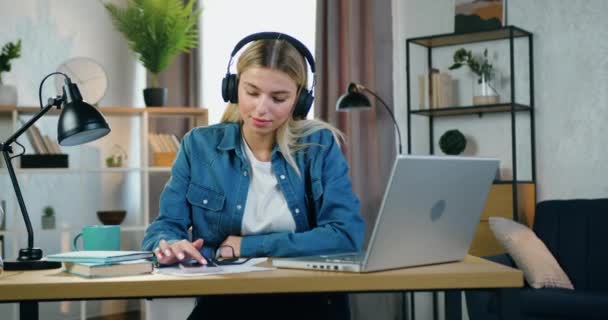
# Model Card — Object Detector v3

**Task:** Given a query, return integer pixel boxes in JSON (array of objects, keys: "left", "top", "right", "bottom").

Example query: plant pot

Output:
[
  {"left": 143, "top": 88, "right": 168, "bottom": 107},
  {"left": 0, "top": 85, "right": 18, "bottom": 106},
  {"left": 472, "top": 74, "right": 499, "bottom": 105},
  {"left": 42, "top": 215, "right": 55, "bottom": 229}
]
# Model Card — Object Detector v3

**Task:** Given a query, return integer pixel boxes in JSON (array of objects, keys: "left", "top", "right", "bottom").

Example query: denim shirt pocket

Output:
[{"left": 186, "top": 183, "right": 225, "bottom": 241}]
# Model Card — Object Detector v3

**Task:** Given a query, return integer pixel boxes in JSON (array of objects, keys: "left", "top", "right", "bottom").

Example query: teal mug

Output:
[{"left": 73, "top": 225, "right": 121, "bottom": 251}]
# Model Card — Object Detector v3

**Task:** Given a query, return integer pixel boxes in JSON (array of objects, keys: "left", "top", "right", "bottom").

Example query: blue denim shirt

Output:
[{"left": 142, "top": 122, "right": 365, "bottom": 259}]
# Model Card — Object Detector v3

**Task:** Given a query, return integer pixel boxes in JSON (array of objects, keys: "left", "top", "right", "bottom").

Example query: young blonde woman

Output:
[{"left": 143, "top": 32, "right": 364, "bottom": 319}]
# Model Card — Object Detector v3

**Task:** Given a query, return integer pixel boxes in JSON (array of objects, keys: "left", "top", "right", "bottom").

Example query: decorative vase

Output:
[
  {"left": 42, "top": 215, "right": 55, "bottom": 229},
  {"left": 143, "top": 88, "right": 168, "bottom": 107},
  {"left": 472, "top": 74, "right": 499, "bottom": 105},
  {"left": 0, "top": 85, "right": 18, "bottom": 106}
]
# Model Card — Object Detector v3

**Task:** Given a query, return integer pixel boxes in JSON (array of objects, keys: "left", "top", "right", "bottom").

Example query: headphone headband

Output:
[
  {"left": 227, "top": 32, "right": 316, "bottom": 73},
  {"left": 222, "top": 32, "right": 315, "bottom": 119}
]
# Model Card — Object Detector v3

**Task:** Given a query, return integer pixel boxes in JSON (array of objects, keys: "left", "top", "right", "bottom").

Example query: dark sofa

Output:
[{"left": 466, "top": 198, "right": 608, "bottom": 320}]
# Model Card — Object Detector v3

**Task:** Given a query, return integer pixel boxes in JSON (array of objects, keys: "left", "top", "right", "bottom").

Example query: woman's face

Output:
[{"left": 238, "top": 67, "right": 298, "bottom": 137}]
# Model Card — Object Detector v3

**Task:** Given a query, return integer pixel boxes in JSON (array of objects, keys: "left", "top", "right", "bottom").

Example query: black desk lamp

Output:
[
  {"left": 0, "top": 72, "right": 111, "bottom": 271},
  {"left": 336, "top": 83, "right": 403, "bottom": 154}
]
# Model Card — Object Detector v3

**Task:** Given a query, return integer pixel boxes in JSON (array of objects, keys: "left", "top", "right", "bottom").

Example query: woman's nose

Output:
[{"left": 254, "top": 96, "right": 270, "bottom": 114}]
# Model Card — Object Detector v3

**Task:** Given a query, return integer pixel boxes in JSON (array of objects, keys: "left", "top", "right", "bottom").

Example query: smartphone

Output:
[{"left": 178, "top": 260, "right": 222, "bottom": 274}]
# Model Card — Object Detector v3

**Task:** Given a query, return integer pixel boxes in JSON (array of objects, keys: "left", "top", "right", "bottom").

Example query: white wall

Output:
[
  {"left": 0, "top": 1, "right": 145, "bottom": 319},
  {"left": 392, "top": 1, "right": 608, "bottom": 319},
  {"left": 393, "top": 0, "right": 608, "bottom": 202},
  {"left": 0, "top": 0, "right": 145, "bottom": 107}
]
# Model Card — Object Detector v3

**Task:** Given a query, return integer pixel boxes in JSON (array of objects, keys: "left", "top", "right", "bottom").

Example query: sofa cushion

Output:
[
  {"left": 489, "top": 217, "right": 573, "bottom": 289},
  {"left": 534, "top": 199, "right": 608, "bottom": 291},
  {"left": 521, "top": 288, "right": 608, "bottom": 319}
]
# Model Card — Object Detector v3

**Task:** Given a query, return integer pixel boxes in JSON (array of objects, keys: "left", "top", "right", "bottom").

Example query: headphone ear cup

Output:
[
  {"left": 293, "top": 89, "right": 314, "bottom": 119},
  {"left": 221, "top": 74, "right": 239, "bottom": 103}
]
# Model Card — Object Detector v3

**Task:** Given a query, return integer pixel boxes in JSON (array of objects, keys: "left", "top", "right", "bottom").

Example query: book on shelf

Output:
[
  {"left": 429, "top": 71, "right": 454, "bottom": 108},
  {"left": 62, "top": 259, "right": 154, "bottom": 278},
  {"left": 170, "top": 134, "right": 181, "bottom": 151},
  {"left": 418, "top": 74, "right": 427, "bottom": 109},
  {"left": 148, "top": 133, "right": 162, "bottom": 153},
  {"left": 149, "top": 133, "right": 180, "bottom": 153},
  {"left": 438, "top": 72, "right": 453, "bottom": 108},
  {"left": 25, "top": 124, "right": 48, "bottom": 154},
  {"left": 42, "top": 135, "right": 62, "bottom": 154},
  {"left": 159, "top": 134, "right": 175, "bottom": 152},
  {"left": 46, "top": 250, "right": 154, "bottom": 264}
]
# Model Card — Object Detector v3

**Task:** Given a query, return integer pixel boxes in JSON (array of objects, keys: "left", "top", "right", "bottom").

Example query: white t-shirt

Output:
[{"left": 241, "top": 138, "right": 296, "bottom": 235}]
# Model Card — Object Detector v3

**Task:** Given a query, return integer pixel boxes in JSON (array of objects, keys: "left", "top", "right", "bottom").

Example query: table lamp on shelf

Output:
[
  {"left": 0, "top": 72, "right": 111, "bottom": 271},
  {"left": 336, "top": 82, "right": 403, "bottom": 155}
]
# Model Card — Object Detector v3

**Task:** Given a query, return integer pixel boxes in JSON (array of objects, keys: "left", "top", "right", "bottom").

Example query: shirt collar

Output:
[{"left": 217, "top": 122, "right": 283, "bottom": 157}]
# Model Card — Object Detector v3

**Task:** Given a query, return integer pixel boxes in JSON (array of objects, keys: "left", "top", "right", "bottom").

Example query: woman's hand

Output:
[
  {"left": 219, "top": 236, "right": 242, "bottom": 258},
  {"left": 154, "top": 239, "right": 207, "bottom": 265}
]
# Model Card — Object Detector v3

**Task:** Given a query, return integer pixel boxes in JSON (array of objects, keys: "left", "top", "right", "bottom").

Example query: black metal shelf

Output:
[
  {"left": 408, "top": 26, "right": 531, "bottom": 48},
  {"left": 410, "top": 103, "right": 531, "bottom": 117},
  {"left": 405, "top": 25, "right": 536, "bottom": 222}
]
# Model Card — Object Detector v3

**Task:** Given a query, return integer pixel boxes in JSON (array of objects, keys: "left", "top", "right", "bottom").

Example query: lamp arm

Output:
[
  {"left": 0, "top": 101, "right": 59, "bottom": 251},
  {"left": 360, "top": 86, "right": 403, "bottom": 155},
  {"left": 1, "top": 149, "right": 35, "bottom": 249},
  {"left": 2, "top": 102, "right": 57, "bottom": 147}
]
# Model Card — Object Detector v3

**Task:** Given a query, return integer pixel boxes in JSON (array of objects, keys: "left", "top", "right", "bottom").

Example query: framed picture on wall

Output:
[{"left": 455, "top": 0, "right": 505, "bottom": 33}]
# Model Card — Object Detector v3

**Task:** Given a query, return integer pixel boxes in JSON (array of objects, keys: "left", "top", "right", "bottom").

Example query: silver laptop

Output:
[{"left": 272, "top": 155, "right": 498, "bottom": 273}]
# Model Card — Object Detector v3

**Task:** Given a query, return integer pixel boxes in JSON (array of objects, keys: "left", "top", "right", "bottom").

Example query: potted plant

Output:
[
  {"left": 42, "top": 206, "right": 55, "bottom": 230},
  {"left": 0, "top": 40, "right": 22, "bottom": 106},
  {"left": 448, "top": 48, "right": 499, "bottom": 105},
  {"left": 104, "top": 0, "right": 200, "bottom": 107}
]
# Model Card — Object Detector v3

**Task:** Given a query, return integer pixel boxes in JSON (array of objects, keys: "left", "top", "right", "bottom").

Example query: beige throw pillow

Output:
[{"left": 489, "top": 217, "right": 574, "bottom": 289}]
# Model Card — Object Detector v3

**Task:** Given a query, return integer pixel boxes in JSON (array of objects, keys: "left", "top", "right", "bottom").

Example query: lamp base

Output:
[
  {"left": 4, "top": 260, "right": 62, "bottom": 271},
  {"left": 3, "top": 247, "right": 62, "bottom": 270}
]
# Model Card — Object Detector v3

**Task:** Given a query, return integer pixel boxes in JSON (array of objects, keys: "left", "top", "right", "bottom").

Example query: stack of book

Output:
[
  {"left": 25, "top": 124, "right": 62, "bottom": 154},
  {"left": 149, "top": 133, "right": 180, "bottom": 166},
  {"left": 418, "top": 70, "right": 454, "bottom": 109},
  {"left": 148, "top": 133, "right": 180, "bottom": 154},
  {"left": 46, "top": 250, "right": 154, "bottom": 278}
]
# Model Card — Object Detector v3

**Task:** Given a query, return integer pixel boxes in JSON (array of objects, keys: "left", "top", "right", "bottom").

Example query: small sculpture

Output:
[
  {"left": 439, "top": 129, "right": 467, "bottom": 155},
  {"left": 105, "top": 144, "right": 128, "bottom": 168}
]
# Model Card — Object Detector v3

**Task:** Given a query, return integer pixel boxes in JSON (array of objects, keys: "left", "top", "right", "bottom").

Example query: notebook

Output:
[
  {"left": 63, "top": 259, "right": 154, "bottom": 278},
  {"left": 46, "top": 250, "right": 154, "bottom": 264},
  {"left": 272, "top": 155, "right": 498, "bottom": 273}
]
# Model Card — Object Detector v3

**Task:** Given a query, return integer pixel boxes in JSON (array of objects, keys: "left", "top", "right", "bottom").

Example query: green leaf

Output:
[
  {"left": 448, "top": 63, "right": 462, "bottom": 70},
  {"left": 0, "top": 39, "right": 22, "bottom": 75},
  {"left": 104, "top": 0, "right": 201, "bottom": 78}
]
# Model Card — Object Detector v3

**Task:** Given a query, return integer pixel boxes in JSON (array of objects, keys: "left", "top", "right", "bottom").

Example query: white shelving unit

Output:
[{"left": 0, "top": 105, "right": 207, "bottom": 320}]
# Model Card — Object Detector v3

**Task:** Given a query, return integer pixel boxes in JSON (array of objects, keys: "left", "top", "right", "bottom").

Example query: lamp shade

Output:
[
  {"left": 334, "top": 82, "right": 403, "bottom": 154},
  {"left": 336, "top": 83, "right": 372, "bottom": 111},
  {"left": 57, "top": 81, "right": 110, "bottom": 146},
  {"left": 58, "top": 101, "right": 110, "bottom": 146}
]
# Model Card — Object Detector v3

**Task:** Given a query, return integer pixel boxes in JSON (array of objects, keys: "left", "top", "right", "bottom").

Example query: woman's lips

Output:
[{"left": 252, "top": 117, "right": 271, "bottom": 127}]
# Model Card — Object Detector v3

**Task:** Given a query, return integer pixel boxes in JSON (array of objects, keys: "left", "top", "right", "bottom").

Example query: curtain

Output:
[{"left": 315, "top": 0, "right": 402, "bottom": 319}]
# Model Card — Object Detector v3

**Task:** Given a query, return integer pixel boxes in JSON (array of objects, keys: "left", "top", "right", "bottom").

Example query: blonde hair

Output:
[{"left": 220, "top": 39, "right": 343, "bottom": 176}]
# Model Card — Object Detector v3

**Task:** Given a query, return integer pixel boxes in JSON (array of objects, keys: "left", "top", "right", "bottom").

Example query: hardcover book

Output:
[
  {"left": 46, "top": 250, "right": 154, "bottom": 264},
  {"left": 63, "top": 259, "right": 154, "bottom": 277}
]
